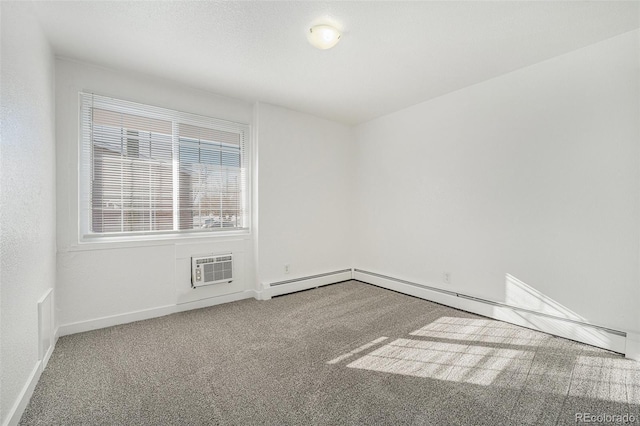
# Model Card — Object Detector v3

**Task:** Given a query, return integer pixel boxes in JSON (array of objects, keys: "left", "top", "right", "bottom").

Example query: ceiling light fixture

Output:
[{"left": 307, "top": 24, "right": 341, "bottom": 50}]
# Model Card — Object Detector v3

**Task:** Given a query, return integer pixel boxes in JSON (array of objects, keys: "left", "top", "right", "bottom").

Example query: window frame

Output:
[{"left": 78, "top": 92, "right": 251, "bottom": 242}]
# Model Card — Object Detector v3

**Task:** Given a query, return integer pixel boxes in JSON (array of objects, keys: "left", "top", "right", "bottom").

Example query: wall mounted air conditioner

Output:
[{"left": 191, "top": 253, "right": 233, "bottom": 288}]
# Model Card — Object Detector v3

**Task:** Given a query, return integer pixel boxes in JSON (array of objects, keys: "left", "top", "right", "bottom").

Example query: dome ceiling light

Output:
[{"left": 307, "top": 24, "right": 341, "bottom": 50}]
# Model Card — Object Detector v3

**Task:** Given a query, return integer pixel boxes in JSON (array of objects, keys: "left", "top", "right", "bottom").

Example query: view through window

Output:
[{"left": 80, "top": 93, "right": 249, "bottom": 238}]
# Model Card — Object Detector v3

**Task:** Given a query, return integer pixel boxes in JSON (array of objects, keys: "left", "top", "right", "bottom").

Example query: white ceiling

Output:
[{"left": 33, "top": 1, "right": 639, "bottom": 125}]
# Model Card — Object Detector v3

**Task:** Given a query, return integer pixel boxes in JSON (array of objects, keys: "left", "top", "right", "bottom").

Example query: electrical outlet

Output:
[
  {"left": 443, "top": 272, "right": 451, "bottom": 284},
  {"left": 284, "top": 264, "right": 290, "bottom": 274}
]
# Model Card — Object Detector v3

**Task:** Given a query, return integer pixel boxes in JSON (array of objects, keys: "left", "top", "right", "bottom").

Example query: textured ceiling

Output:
[{"left": 33, "top": 1, "right": 639, "bottom": 125}]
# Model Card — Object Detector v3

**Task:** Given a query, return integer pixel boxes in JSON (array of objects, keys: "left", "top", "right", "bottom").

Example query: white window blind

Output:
[{"left": 80, "top": 93, "right": 249, "bottom": 238}]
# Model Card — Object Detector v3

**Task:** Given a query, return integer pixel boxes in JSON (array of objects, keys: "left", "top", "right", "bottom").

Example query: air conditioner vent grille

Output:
[{"left": 191, "top": 253, "right": 233, "bottom": 288}]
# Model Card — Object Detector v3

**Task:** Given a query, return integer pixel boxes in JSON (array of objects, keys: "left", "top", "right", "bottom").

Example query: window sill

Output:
[{"left": 63, "top": 229, "right": 252, "bottom": 252}]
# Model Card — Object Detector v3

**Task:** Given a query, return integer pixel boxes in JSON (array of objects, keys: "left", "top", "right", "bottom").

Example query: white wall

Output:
[
  {"left": 353, "top": 30, "right": 640, "bottom": 337},
  {"left": 55, "top": 59, "right": 256, "bottom": 331},
  {"left": 256, "top": 103, "right": 353, "bottom": 285},
  {"left": 0, "top": 2, "right": 56, "bottom": 424},
  {"left": 55, "top": 64, "right": 356, "bottom": 328}
]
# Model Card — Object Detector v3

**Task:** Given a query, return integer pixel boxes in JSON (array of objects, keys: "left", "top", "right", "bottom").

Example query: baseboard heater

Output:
[
  {"left": 270, "top": 269, "right": 352, "bottom": 287},
  {"left": 354, "top": 268, "right": 625, "bottom": 338}
]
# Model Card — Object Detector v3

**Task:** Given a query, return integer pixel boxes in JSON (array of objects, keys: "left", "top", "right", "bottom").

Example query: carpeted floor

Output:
[{"left": 20, "top": 281, "right": 640, "bottom": 425}]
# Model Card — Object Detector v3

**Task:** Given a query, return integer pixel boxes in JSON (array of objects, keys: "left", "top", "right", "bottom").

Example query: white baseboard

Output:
[
  {"left": 2, "top": 363, "right": 42, "bottom": 426},
  {"left": 253, "top": 288, "right": 269, "bottom": 301},
  {"left": 41, "top": 342, "right": 55, "bottom": 371},
  {"left": 175, "top": 290, "right": 257, "bottom": 312},
  {"left": 626, "top": 332, "right": 640, "bottom": 361},
  {"left": 263, "top": 269, "right": 352, "bottom": 299},
  {"left": 58, "top": 290, "right": 256, "bottom": 337},
  {"left": 354, "top": 269, "right": 627, "bottom": 354}
]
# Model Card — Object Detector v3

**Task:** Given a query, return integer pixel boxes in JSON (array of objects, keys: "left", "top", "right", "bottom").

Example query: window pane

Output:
[
  {"left": 91, "top": 125, "right": 174, "bottom": 233},
  {"left": 80, "top": 93, "right": 249, "bottom": 237},
  {"left": 178, "top": 129, "right": 243, "bottom": 230}
]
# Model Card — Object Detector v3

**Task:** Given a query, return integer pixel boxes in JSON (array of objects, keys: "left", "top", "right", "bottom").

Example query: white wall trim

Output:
[
  {"left": 175, "top": 290, "right": 256, "bottom": 312},
  {"left": 58, "top": 290, "right": 256, "bottom": 337},
  {"left": 262, "top": 269, "right": 352, "bottom": 299},
  {"left": 354, "top": 268, "right": 627, "bottom": 354},
  {"left": 41, "top": 341, "right": 55, "bottom": 372},
  {"left": 2, "top": 363, "right": 42, "bottom": 426},
  {"left": 626, "top": 332, "right": 640, "bottom": 361}
]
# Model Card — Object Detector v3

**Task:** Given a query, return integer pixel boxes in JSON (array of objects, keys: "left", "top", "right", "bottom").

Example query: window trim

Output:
[{"left": 78, "top": 92, "right": 251, "bottom": 242}]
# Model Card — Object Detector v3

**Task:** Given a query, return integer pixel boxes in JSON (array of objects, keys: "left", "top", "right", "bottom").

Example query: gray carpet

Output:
[{"left": 20, "top": 281, "right": 640, "bottom": 425}]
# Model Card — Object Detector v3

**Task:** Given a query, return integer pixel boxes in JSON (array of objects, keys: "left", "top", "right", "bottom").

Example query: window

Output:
[{"left": 79, "top": 93, "right": 249, "bottom": 239}]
